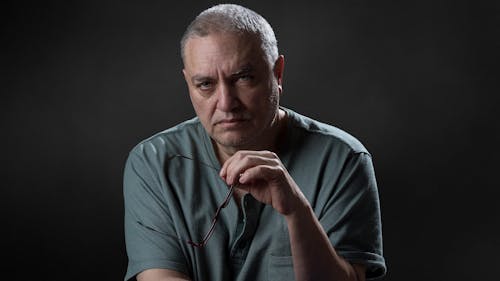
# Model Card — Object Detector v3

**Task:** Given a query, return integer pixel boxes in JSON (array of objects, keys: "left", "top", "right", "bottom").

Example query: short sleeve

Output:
[
  {"left": 319, "top": 152, "right": 386, "bottom": 279},
  {"left": 123, "top": 150, "right": 190, "bottom": 281}
]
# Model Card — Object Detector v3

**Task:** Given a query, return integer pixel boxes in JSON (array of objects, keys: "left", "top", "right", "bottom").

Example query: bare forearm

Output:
[
  {"left": 285, "top": 201, "right": 362, "bottom": 281},
  {"left": 220, "top": 151, "right": 365, "bottom": 280}
]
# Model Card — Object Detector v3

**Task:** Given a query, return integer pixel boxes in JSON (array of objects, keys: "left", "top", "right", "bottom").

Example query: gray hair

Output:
[{"left": 180, "top": 4, "right": 279, "bottom": 66}]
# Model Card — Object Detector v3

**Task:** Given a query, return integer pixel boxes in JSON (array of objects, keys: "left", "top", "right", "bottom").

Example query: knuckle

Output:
[
  {"left": 237, "top": 151, "right": 247, "bottom": 160},
  {"left": 273, "top": 165, "right": 287, "bottom": 178},
  {"left": 270, "top": 158, "right": 281, "bottom": 166},
  {"left": 276, "top": 165, "right": 285, "bottom": 174},
  {"left": 269, "top": 151, "right": 278, "bottom": 158}
]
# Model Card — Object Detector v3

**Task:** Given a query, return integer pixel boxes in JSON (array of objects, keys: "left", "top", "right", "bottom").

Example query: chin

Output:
[{"left": 213, "top": 132, "right": 254, "bottom": 148}]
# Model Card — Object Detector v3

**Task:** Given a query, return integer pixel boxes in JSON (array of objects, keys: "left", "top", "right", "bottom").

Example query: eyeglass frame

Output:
[
  {"left": 187, "top": 184, "right": 237, "bottom": 248},
  {"left": 168, "top": 154, "right": 237, "bottom": 248}
]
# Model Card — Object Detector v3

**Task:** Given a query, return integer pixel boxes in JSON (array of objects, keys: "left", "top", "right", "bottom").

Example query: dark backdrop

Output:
[{"left": 2, "top": 0, "right": 499, "bottom": 280}]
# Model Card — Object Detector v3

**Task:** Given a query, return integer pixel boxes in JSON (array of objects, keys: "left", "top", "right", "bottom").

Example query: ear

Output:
[{"left": 273, "top": 55, "right": 285, "bottom": 94}]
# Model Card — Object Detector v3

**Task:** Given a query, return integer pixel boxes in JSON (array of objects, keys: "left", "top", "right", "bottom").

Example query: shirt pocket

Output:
[{"left": 267, "top": 255, "right": 295, "bottom": 281}]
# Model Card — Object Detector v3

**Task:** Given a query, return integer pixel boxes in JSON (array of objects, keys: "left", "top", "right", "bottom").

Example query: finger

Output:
[
  {"left": 225, "top": 153, "right": 280, "bottom": 185},
  {"left": 220, "top": 151, "right": 261, "bottom": 183},
  {"left": 239, "top": 164, "right": 284, "bottom": 185},
  {"left": 219, "top": 151, "right": 251, "bottom": 178},
  {"left": 220, "top": 150, "right": 278, "bottom": 183}
]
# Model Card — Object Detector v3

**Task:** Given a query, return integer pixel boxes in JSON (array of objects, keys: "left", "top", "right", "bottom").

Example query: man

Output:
[{"left": 124, "top": 4, "right": 386, "bottom": 281}]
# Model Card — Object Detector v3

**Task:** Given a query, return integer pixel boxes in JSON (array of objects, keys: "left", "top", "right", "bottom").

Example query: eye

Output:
[
  {"left": 238, "top": 74, "right": 254, "bottom": 82},
  {"left": 196, "top": 80, "right": 214, "bottom": 90}
]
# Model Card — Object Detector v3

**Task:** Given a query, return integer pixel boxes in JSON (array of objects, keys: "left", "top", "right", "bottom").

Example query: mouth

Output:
[{"left": 215, "top": 118, "right": 249, "bottom": 128}]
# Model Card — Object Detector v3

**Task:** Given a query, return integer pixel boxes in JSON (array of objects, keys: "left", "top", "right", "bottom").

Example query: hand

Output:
[{"left": 219, "top": 150, "right": 307, "bottom": 215}]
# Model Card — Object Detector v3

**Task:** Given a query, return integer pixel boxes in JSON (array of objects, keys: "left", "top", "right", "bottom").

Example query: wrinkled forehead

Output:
[{"left": 183, "top": 32, "right": 268, "bottom": 71}]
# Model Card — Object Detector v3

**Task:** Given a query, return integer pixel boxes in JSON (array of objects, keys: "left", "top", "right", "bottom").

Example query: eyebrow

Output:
[
  {"left": 190, "top": 64, "right": 255, "bottom": 84},
  {"left": 191, "top": 75, "right": 213, "bottom": 84},
  {"left": 230, "top": 64, "right": 254, "bottom": 77}
]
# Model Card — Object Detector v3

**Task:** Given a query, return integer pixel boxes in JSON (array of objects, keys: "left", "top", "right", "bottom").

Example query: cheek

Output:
[
  {"left": 250, "top": 85, "right": 277, "bottom": 107},
  {"left": 188, "top": 93, "right": 202, "bottom": 115},
  {"left": 190, "top": 94, "right": 215, "bottom": 120},
  {"left": 192, "top": 101, "right": 207, "bottom": 118}
]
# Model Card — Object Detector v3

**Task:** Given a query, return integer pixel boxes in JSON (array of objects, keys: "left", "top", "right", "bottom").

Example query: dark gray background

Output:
[{"left": 2, "top": 0, "right": 499, "bottom": 280}]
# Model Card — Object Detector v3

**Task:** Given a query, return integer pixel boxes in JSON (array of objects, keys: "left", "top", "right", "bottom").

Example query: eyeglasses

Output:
[
  {"left": 168, "top": 154, "right": 236, "bottom": 248},
  {"left": 187, "top": 183, "right": 236, "bottom": 248}
]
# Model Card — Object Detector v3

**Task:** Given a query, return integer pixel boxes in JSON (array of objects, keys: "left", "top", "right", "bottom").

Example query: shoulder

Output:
[
  {"left": 128, "top": 117, "right": 204, "bottom": 159},
  {"left": 284, "top": 107, "right": 369, "bottom": 155}
]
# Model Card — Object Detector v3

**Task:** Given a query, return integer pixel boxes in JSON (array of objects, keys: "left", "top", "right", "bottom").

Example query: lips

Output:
[
  {"left": 218, "top": 118, "right": 245, "bottom": 124},
  {"left": 214, "top": 114, "right": 250, "bottom": 124},
  {"left": 214, "top": 118, "right": 249, "bottom": 128}
]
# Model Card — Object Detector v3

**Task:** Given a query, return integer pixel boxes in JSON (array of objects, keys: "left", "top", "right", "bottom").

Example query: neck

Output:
[{"left": 215, "top": 108, "right": 287, "bottom": 164}]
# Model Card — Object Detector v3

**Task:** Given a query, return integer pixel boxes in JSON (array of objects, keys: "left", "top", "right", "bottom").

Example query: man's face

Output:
[{"left": 183, "top": 33, "right": 283, "bottom": 150}]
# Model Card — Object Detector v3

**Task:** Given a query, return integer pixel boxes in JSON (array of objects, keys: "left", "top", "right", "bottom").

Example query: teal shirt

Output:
[{"left": 124, "top": 108, "right": 386, "bottom": 280}]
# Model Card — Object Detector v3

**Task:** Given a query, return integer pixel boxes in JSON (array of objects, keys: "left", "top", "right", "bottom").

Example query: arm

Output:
[
  {"left": 124, "top": 151, "right": 191, "bottom": 281},
  {"left": 220, "top": 151, "right": 367, "bottom": 281},
  {"left": 137, "top": 269, "right": 191, "bottom": 281},
  {"left": 286, "top": 197, "right": 365, "bottom": 281}
]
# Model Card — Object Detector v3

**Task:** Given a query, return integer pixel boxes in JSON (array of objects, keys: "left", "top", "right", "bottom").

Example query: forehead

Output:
[{"left": 183, "top": 33, "right": 268, "bottom": 73}]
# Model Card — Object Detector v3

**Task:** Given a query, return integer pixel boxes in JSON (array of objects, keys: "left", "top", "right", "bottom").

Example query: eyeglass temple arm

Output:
[{"left": 187, "top": 184, "right": 236, "bottom": 248}]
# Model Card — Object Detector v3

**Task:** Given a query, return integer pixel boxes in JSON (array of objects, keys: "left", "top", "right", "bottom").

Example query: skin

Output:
[
  {"left": 138, "top": 32, "right": 366, "bottom": 281},
  {"left": 183, "top": 32, "right": 285, "bottom": 162}
]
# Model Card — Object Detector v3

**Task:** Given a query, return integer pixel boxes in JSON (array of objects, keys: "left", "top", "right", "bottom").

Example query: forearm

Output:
[
  {"left": 285, "top": 200, "right": 361, "bottom": 281},
  {"left": 220, "top": 150, "right": 366, "bottom": 280}
]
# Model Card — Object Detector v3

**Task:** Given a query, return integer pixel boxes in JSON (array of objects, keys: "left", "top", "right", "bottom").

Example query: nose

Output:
[{"left": 216, "top": 82, "right": 240, "bottom": 112}]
